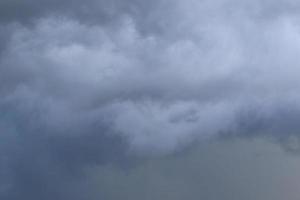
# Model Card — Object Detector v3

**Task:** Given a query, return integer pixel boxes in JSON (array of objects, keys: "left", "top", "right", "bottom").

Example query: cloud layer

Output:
[{"left": 2, "top": 0, "right": 300, "bottom": 199}]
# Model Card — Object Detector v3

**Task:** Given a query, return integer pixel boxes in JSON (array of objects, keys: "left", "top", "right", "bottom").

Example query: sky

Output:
[{"left": 1, "top": 0, "right": 300, "bottom": 199}]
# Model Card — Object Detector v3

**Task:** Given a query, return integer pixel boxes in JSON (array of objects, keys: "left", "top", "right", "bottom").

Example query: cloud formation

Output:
[{"left": 2, "top": 0, "right": 300, "bottom": 199}]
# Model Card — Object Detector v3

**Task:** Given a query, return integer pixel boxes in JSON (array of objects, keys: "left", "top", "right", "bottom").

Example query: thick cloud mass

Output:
[{"left": 2, "top": 0, "right": 300, "bottom": 199}]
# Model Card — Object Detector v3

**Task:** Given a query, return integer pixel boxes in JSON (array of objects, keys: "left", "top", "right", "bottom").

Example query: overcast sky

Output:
[{"left": 1, "top": 0, "right": 300, "bottom": 199}]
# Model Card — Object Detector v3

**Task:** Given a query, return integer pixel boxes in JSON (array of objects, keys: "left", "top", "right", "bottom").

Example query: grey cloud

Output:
[
  {"left": 88, "top": 138, "right": 300, "bottom": 200},
  {"left": 0, "top": 94, "right": 130, "bottom": 199},
  {"left": 2, "top": 0, "right": 300, "bottom": 199},
  {"left": 0, "top": 0, "right": 168, "bottom": 33}
]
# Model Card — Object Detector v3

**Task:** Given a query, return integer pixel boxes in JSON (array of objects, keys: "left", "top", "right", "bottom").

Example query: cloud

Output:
[
  {"left": 87, "top": 138, "right": 300, "bottom": 200},
  {"left": 2, "top": 0, "right": 300, "bottom": 199}
]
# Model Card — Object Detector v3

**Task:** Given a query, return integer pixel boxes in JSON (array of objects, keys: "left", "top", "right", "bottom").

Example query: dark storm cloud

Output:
[
  {"left": 0, "top": 0, "right": 129, "bottom": 24},
  {"left": 0, "top": 91, "right": 132, "bottom": 199},
  {"left": 2, "top": 0, "right": 300, "bottom": 199},
  {"left": 0, "top": 0, "right": 171, "bottom": 35}
]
